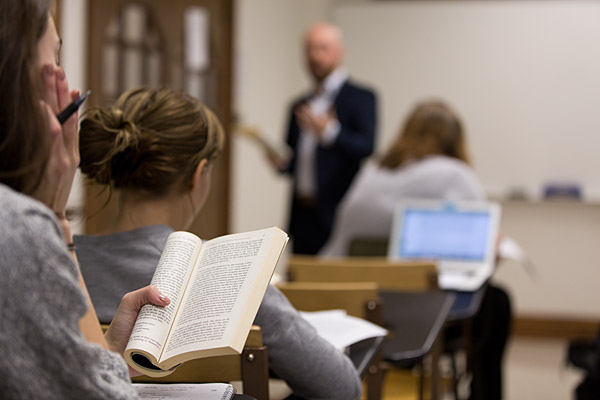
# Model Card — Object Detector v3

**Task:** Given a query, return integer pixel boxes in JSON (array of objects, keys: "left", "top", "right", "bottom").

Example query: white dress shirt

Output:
[{"left": 295, "top": 67, "right": 348, "bottom": 198}]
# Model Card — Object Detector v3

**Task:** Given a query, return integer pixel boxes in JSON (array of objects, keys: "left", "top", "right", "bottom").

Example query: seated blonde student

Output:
[
  {"left": 319, "top": 100, "right": 511, "bottom": 400},
  {"left": 0, "top": 2, "right": 169, "bottom": 398},
  {"left": 74, "top": 87, "right": 362, "bottom": 400},
  {"left": 320, "top": 100, "right": 484, "bottom": 257}
]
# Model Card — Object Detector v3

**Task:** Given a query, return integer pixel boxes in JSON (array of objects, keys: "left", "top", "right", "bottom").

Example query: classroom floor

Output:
[{"left": 374, "top": 336, "right": 584, "bottom": 400}]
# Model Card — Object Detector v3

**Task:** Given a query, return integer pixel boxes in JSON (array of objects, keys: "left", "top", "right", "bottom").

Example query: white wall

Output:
[
  {"left": 61, "top": 0, "right": 88, "bottom": 234},
  {"left": 333, "top": 0, "right": 600, "bottom": 200},
  {"left": 495, "top": 201, "right": 600, "bottom": 319}
]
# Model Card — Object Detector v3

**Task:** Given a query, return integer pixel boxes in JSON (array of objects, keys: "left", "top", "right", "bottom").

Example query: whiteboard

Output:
[{"left": 334, "top": 1, "right": 600, "bottom": 200}]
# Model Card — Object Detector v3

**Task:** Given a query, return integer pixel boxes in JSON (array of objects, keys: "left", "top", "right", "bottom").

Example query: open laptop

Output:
[{"left": 387, "top": 199, "right": 501, "bottom": 291}]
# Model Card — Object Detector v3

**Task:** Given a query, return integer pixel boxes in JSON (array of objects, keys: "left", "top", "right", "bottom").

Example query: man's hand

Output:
[
  {"left": 295, "top": 103, "right": 336, "bottom": 139},
  {"left": 265, "top": 149, "right": 289, "bottom": 172}
]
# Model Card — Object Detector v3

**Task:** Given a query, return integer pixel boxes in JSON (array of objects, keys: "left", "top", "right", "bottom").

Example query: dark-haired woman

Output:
[{"left": 0, "top": 1, "right": 168, "bottom": 398}]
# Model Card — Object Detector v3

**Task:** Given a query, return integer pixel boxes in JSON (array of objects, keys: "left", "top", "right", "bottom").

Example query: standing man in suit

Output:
[{"left": 269, "top": 22, "right": 377, "bottom": 254}]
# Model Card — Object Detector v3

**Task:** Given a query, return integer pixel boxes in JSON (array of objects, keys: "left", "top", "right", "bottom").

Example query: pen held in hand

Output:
[{"left": 56, "top": 90, "right": 91, "bottom": 125}]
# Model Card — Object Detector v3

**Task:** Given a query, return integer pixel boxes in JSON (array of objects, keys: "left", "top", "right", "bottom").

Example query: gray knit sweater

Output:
[
  {"left": 0, "top": 184, "right": 137, "bottom": 399},
  {"left": 75, "top": 226, "right": 362, "bottom": 400}
]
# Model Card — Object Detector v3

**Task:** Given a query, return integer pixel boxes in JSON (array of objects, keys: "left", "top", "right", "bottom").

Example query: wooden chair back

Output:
[
  {"left": 278, "top": 275, "right": 387, "bottom": 400},
  {"left": 103, "top": 324, "right": 269, "bottom": 399},
  {"left": 287, "top": 255, "right": 438, "bottom": 291},
  {"left": 276, "top": 281, "right": 381, "bottom": 322},
  {"left": 277, "top": 280, "right": 385, "bottom": 400}
]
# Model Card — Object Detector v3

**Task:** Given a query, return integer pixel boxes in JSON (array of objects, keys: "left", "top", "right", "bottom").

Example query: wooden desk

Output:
[{"left": 380, "top": 291, "right": 455, "bottom": 400}]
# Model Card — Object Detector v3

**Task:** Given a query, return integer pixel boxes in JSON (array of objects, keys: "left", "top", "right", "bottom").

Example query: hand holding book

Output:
[{"left": 124, "top": 227, "right": 288, "bottom": 377}]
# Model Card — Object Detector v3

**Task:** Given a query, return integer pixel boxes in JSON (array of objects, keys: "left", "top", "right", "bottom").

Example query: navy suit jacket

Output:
[{"left": 285, "top": 79, "right": 377, "bottom": 234}]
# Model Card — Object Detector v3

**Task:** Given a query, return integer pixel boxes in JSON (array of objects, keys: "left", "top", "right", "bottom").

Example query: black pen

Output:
[{"left": 56, "top": 90, "right": 91, "bottom": 124}]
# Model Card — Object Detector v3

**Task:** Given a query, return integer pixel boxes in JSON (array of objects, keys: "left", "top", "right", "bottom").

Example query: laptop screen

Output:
[{"left": 397, "top": 208, "right": 491, "bottom": 261}]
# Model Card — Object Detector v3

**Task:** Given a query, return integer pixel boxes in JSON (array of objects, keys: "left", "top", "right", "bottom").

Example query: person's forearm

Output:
[
  {"left": 77, "top": 267, "right": 110, "bottom": 349},
  {"left": 57, "top": 216, "right": 109, "bottom": 349}
]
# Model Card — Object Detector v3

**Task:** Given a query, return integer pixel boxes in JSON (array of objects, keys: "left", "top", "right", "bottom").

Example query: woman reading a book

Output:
[
  {"left": 0, "top": 1, "right": 170, "bottom": 398},
  {"left": 75, "top": 87, "right": 362, "bottom": 400}
]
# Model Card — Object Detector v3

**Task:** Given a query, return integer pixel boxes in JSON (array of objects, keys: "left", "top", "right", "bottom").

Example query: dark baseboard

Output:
[{"left": 512, "top": 316, "right": 599, "bottom": 340}]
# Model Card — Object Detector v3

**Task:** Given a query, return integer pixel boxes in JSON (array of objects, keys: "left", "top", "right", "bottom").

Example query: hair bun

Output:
[
  {"left": 79, "top": 106, "right": 143, "bottom": 187},
  {"left": 108, "top": 108, "right": 140, "bottom": 149},
  {"left": 80, "top": 86, "right": 225, "bottom": 195}
]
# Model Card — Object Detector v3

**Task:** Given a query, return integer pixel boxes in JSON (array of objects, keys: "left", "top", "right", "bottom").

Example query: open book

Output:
[{"left": 124, "top": 227, "right": 288, "bottom": 377}]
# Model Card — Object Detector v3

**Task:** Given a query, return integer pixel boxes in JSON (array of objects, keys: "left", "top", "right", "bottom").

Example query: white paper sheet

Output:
[
  {"left": 299, "top": 309, "right": 388, "bottom": 350},
  {"left": 133, "top": 383, "right": 235, "bottom": 400}
]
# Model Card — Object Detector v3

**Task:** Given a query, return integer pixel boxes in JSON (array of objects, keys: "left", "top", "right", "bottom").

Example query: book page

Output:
[
  {"left": 162, "top": 228, "right": 280, "bottom": 361},
  {"left": 133, "top": 383, "right": 235, "bottom": 400},
  {"left": 126, "top": 232, "right": 202, "bottom": 359}
]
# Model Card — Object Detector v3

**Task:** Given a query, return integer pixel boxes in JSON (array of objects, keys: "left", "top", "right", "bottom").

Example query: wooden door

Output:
[
  {"left": 85, "top": 0, "right": 232, "bottom": 239},
  {"left": 53, "top": 0, "right": 62, "bottom": 33}
]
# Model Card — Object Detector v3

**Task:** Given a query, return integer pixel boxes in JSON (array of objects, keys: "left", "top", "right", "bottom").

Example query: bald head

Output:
[{"left": 304, "top": 22, "right": 345, "bottom": 83}]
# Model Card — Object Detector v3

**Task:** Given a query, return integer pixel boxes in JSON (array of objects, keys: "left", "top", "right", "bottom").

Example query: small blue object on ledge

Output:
[{"left": 543, "top": 182, "right": 582, "bottom": 200}]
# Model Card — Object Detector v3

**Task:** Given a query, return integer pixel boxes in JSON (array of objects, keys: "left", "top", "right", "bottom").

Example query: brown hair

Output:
[
  {"left": 0, "top": 0, "right": 52, "bottom": 194},
  {"left": 79, "top": 87, "right": 225, "bottom": 196},
  {"left": 379, "top": 100, "right": 471, "bottom": 169}
]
